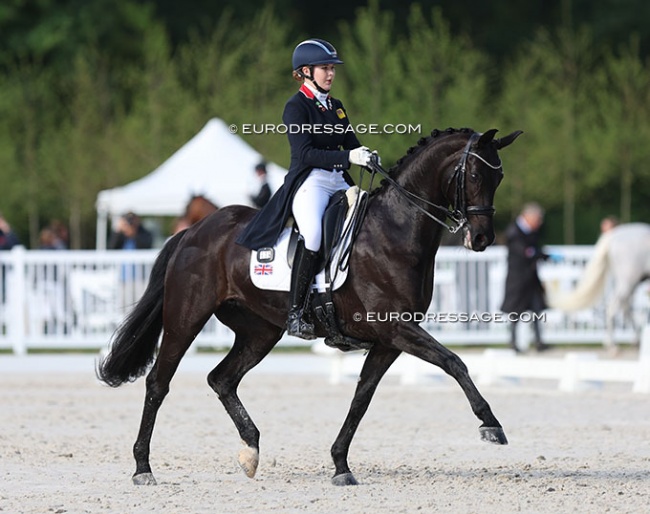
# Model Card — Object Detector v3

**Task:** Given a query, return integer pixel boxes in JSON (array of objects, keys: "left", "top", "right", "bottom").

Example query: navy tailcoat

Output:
[{"left": 236, "top": 86, "right": 362, "bottom": 250}]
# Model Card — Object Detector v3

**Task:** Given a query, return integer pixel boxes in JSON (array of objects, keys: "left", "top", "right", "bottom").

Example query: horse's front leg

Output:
[
  {"left": 331, "top": 345, "right": 401, "bottom": 486},
  {"left": 388, "top": 321, "right": 507, "bottom": 444}
]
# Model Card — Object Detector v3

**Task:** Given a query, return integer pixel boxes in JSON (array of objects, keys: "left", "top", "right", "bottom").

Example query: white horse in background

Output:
[{"left": 550, "top": 223, "right": 650, "bottom": 351}]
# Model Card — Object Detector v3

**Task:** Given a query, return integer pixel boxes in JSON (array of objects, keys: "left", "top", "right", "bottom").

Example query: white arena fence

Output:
[{"left": 0, "top": 244, "right": 649, "bottom": 356}]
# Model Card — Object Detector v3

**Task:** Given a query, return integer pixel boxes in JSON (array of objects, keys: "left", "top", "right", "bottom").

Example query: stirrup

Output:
[{"left": 287, "top": 311, "right": 316, "bottom": 340}]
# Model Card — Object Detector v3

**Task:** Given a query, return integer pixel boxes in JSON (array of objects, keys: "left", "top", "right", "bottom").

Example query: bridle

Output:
[{"left": 365, "top": 132, "right": 502, "bottom": 234}]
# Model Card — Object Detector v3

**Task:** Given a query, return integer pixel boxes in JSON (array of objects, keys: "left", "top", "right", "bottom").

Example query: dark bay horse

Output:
[{"left": 98, "top": 127, "right": 523, "bottom": 486}]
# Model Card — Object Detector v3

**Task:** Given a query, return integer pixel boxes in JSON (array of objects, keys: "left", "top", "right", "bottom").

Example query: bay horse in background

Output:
[
  {"left": 97, "top": 127, "right": 523, "bottom": 486},
  {"left": 550, "top": 222, "right": 650, "bottom": 351},
  {"left": 173, "top": 194, "right": 219, "bottom": 233}
]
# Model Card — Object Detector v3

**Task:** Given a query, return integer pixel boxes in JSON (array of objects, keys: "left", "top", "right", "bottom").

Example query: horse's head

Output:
[
  {"left": 183, "top": 194, "right": 219, "bottom": 225},
  {"left": 448, "top": 129, "right": 523, "bottom": 252}
]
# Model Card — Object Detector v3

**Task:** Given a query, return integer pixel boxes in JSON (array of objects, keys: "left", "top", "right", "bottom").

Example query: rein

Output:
[{"left": 365, "top": 132, "right": 501, "bottom": 234}]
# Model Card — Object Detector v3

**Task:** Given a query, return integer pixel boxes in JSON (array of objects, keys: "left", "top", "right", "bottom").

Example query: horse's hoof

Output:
[
  {"left": 479, "top": 426, "right": 508, "bottom": 445},
  {"left": 132, "top": 472, "right": 157, "bottom": 485},
  {"left": 331, "top": 472, "right": 358, "bottom": 486},
  {"left": 238, "top": 446, "right": 259, "bottom": 478}
]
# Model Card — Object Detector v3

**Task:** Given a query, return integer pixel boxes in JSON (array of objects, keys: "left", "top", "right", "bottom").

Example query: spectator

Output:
[
  {"left": 49, "top": 219, "right": 70, "bottom": 249},
  {"left": 38, "top": 227, "right": 66, "bottom": 250},
  {"left": 500, "top": 202, "right": 550, "bottom": 353},
  {"left": 250, "top": 162, "right": 272, "bottom": 209},
  {"left": 600, "top": 215, "right": 619, "bottom": 234},
  {"left": 109, "top": 212, "right": 153, "bottom": 250},
  {"left": 0, "top": 214, "right": 20, "bottom": 250}
]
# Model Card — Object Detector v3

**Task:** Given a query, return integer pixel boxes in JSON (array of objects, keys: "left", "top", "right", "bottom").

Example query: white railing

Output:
[
  {"left": 1, "top": 245, "right": 648, "bottom": 354},
  {"left": 319, "top": 347, "right": 650, "bottom": 393}
]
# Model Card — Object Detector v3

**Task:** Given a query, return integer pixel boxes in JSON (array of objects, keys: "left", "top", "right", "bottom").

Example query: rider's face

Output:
[{"left": 304, "top": 64, "right": 336, "bottom": 91}]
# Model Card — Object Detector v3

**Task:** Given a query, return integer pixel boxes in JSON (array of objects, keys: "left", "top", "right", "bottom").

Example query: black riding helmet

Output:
[{"left": 292, "top": 39, "right": 343, "bottom": 93}]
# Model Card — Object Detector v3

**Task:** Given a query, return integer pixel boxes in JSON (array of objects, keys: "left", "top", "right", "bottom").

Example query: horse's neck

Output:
[{"left": 370, "top": 146, "right": 452, "bottom": 260}]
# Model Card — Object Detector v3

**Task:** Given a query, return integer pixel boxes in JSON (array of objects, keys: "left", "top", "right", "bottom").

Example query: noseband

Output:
[{"left": 366, "top": 132, "right": 502, "bottom": 234}]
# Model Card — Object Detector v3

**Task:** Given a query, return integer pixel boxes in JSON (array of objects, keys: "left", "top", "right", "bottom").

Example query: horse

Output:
[
  {"left": 97, "top": 127, "right": 523, "bottom": 486},
  {"left": 185, "top": 194, "right": 219, "bottom": 224},
  {"left": 549, "top": 222, "right": 650, "bottom": 350},
  {"left": 172, "top": 195, "right": 219, "bottom": 234}
]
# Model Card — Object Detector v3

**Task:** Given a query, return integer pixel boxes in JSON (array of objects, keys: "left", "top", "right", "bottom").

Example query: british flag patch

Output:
[{"left": 254, "top": 264, "right": 273, "bottom": 275}]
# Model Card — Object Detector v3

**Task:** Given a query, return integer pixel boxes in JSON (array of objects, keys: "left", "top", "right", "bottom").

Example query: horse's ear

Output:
[
  {"left": 477, "top": 129, "right": 499, "bottom": 147},
  {"left": 494, "top": 130, "right": 524, "bottom": 150}
]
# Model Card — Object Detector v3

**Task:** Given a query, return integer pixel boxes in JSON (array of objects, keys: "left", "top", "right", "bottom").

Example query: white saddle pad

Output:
[{"left": 250, "top": 187, "right": 365, "bottom": 292}]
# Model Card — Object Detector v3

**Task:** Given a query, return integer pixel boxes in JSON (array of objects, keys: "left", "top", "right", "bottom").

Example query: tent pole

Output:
[{"left": 96, "top": 209, "right": 107, "bottom": 250}]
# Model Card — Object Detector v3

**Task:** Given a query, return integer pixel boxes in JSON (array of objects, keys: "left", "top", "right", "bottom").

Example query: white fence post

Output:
[
  {"left": 8, "top": 246, "right": 27, "bottom": 355},
  {"left": 633, "top": 324, "right": 650, "bottom": 393},
  {"left": 558, "top": 352, "right": 600, "bottom": 392}
]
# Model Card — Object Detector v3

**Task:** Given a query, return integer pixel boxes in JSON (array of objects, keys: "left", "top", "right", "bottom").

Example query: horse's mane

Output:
[{"left": 369, "top": 127, "right": 474, "bottom": 196}]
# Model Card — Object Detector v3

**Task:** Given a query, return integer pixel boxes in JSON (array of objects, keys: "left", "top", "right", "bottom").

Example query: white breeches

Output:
[{"left": 292, "top": 168, "right": 350, "bottom": 252}]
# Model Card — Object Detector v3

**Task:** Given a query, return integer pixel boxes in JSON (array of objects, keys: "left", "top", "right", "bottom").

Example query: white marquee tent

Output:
[{"left": 95, "top": 118, "right": 286, "bottom": 249}]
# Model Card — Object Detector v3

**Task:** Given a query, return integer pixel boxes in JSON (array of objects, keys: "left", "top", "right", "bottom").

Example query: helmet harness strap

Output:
[{"left": 298, "top": 66, "right": 330, "bottom": 95}]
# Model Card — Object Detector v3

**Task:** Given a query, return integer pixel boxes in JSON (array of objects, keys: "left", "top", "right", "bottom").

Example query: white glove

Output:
[
  {"left": 371, "top": 150, "right": 381, "bottom": 166},
  {"left": 349, "top": 146, "right": 372, "bottom": 166}
]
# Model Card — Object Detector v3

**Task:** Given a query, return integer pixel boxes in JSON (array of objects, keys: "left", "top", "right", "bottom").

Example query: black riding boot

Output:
[{"left": 287, "top": 241, "right": 318, "bottom": 340}]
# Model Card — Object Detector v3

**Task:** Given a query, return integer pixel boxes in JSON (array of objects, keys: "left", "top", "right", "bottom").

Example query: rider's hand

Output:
[
  {"left": 349, "top": 146, "right": 372, "bottom": 167},
  {"left": 371, "top": 150, "right": 381, "bottom": 166}
]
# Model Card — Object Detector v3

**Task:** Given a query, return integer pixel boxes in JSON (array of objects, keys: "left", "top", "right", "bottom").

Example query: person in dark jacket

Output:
[
  {"left": 500, "top": 202, "right": 550, "bottom": 353},
  {"left": 109, "top": 212, "right": 153, "bottom": 250},
  {"left": 236, "top": 38, "right": 376, "bottom": 339},
  {"left": 0, "top": 214, "right": 20, "bottom": 250},
  {"left": 250, "top": 162, "right": 272, "bottom": 209}
]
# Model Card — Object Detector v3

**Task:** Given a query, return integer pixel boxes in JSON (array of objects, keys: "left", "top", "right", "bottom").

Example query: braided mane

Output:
[{"left": 369, "top": 127, "right": 473, "bottom": 195}]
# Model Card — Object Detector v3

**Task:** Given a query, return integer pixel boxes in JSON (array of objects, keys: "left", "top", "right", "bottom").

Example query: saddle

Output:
[{"left": 249, "top": 186, "right": 372, "bottom": 352}]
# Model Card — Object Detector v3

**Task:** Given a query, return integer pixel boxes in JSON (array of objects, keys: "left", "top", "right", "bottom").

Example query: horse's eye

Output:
[{"left": 469, "top": 172, "right": 479, "bottom": 183}]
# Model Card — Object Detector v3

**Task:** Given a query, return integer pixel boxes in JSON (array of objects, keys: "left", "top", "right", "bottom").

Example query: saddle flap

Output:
[
  {"left": 321, "top": 189, "right": 351, "bottom": 266},
  {"left": 286, "top": 189, "right": 351, "bottom": 272}
]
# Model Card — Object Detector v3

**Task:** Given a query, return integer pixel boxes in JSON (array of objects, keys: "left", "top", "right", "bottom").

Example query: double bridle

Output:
[{"left": 366, "top": 132, "right": 502, "bottom": 234}]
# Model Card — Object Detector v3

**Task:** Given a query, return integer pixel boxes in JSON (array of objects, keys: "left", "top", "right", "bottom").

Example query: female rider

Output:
[{"left": 237, "top": 38, "right": 376, "bottom": 339}]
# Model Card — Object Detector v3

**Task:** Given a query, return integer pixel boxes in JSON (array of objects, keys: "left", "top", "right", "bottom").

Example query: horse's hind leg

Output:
[
  {"left": 132, "top": 286, "right": 216, "bottom": 485},
  {"left": 605, "top": 282, "right": 637, "bottom": 354},
  {"left": 331, "top": 345, "right": 401, "bottom": 486},
  {"left": 207, "top": 311, "right": 283, "bottom": 479},
  {"left": 132, "top": 318, "right": 212, "bottom": 485}
]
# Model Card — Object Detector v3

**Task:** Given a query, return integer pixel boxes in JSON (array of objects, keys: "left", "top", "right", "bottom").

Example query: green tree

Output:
[
  {"left": 0, "top": 62, "right": 61, "bottom": 247},
  {"left": 400, "top": 6, "right": 490, "bottom": 131},
  {"left": 587, "top": 37, "right": 650, "bottom": 222},
  {"left": 496, "top": 27, "right": 597, "bottom": 243},
  {"left": 336, "top": 0, "right": 405, "bottom": 168}
]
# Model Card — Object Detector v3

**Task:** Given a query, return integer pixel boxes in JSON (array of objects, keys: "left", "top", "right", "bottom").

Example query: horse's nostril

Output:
[{"left": 473, "top": 234, "right": 488, "bottom": 248}]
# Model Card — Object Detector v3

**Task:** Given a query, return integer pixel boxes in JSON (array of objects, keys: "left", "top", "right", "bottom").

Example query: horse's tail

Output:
[
  {"left": 549, "top": 232, "right": 612, "bottom": 311},
  {"left": 96, "top": 230, "right": 187, "bottom": 387}
]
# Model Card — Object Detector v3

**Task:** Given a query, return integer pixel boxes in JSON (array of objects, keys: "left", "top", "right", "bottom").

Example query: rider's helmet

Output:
[{"left": 292, "top": 39, "right": 344, "bottom": 71}]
